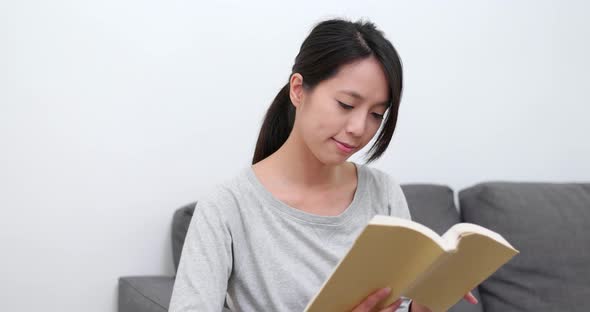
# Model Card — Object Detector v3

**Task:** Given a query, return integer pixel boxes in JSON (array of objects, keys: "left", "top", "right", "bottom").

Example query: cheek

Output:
[
  {"left": 360, "top": 121, "right": 383, "bottom": 144},
  {"left": 305, "top": 101, "right": 341, "bottom": 137},
  {"left": 368, "top": 121, "right": 382, "bottom": 135}
]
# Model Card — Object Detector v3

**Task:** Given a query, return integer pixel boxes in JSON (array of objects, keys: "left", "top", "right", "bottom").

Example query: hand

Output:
[
  {"left": 463, "top": 292, "right": 478, "bottom": 305},
  {"left": 351, "top": 287, "right": 404, "bottom": 312},
  {"left": 409, "top": 291, "right": 479, "bottom": 312}
]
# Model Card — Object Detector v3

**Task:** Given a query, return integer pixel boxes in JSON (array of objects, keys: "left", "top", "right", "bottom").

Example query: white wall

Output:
[{"left": 1, "top": 1, "right": 588, "bottom": 311}]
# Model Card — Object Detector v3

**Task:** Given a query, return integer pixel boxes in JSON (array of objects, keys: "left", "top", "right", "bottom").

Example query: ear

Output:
[{"left": 289, "top": 73, "right": 306, "bottom": 108}]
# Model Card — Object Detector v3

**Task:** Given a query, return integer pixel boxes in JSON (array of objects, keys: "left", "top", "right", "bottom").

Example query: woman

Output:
[{"left": 169, "top": 18, "right": 478, "bottom": 312}]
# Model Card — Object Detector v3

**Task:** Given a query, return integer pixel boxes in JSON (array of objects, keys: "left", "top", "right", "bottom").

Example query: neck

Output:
[{"left": 262, "top": 131, "right": 349, "bottom": 188}]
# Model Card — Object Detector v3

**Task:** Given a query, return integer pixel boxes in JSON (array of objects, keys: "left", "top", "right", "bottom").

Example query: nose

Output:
[{"left": 345, "top": 109, "right": 368, "bottom": 138}]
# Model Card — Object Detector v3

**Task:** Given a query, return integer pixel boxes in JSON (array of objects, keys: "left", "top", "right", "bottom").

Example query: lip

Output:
[{"left": 332, "top": 138, "right": 357, "bottom": 154}]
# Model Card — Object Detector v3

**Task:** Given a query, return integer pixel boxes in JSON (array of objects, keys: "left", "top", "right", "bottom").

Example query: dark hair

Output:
[{"left": 252, "top": 18, "right": 403, "bottom": 164}]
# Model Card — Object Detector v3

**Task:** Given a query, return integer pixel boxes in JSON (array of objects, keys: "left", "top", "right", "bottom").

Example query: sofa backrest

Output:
[
  {"left": 172, "top": 201, "right": 197, "bottom": 274},
  {"left": 402, "top": 184, "right": 484, "bottom": 312},
  {"left": 459, "top": 182, "right": 590, "bottom": 312},
  {"left": 401, "top": 184, "right": 461, "bottom": 234}
]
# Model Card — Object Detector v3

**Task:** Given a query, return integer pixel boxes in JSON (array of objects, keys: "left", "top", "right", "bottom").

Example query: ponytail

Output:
[{"left": 252, "top": 82, "right": 295, "bottom": 164}]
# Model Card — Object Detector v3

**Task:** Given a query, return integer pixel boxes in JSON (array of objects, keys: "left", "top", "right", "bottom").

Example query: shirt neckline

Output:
[{"left": 244, "top": 161, "right": 366, "bottom": 225}]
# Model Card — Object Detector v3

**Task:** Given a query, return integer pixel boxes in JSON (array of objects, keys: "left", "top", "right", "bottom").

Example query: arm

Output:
[
  {"left": 385, "top": 173, "right": 412, "bottom": 221},
  {"left": 168, "top": 197, "right": 233, "bottom": 311}
]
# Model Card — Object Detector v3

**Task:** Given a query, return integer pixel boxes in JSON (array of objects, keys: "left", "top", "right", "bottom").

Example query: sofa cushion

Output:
[
  {"left": 118, "top": 276, "right": 175, "bottom": 312},
  {"left": 459, "top": 182, "right": 590, "bottom": 312},
  {"left": 402, "top": 184, "right": 484, "bottom": 312},
  {"left": 172, "top": 202, "right": 197, "bottom": 273}
]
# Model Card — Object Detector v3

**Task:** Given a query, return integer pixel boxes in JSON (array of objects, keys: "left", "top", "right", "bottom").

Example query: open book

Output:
[{"left": 304, "top": 215, "right": 519, "bottom": 312}]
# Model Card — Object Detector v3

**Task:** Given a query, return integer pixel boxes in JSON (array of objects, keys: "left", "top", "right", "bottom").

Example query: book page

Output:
[
  {"left": 402, "top": 233, "right": 519, "bottom": 312},
  {"left": 370, "top": 215, "right": 456, "bottom": 251},
  {"left": 304, "top": 221, "right": 448, "bottom": 312},
  {"left": 442, "top": 223, "right": 515, "bottom": 249}
]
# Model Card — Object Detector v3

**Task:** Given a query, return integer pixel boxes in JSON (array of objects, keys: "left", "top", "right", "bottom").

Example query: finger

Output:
[
  {"left": 463, "top": 291, "right": 478, "bottom": 304},
  {"left": 352, "top": 287, "right": 391, "bottom": 312},
  {"left": 378, "top": 298, "right": 403, "bottom": 312}
]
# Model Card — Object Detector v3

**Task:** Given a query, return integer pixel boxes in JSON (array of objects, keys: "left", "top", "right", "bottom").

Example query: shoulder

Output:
[
  {"left": 359, "top": 163, "right": 403, "bottom": 191},
  {"left": 358, "top": 163, "right": 411, "bottom": 220},
  {"left": 193, "top": 168, "right": 251, "bottom": 221}
]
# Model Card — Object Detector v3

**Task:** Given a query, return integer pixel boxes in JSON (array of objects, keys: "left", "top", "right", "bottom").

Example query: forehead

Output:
[{"left": 321, "top": 57, "right": 389, "bottom": 104}]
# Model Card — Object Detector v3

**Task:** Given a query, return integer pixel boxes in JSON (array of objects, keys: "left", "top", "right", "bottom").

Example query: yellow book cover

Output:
[{"left": 304, "top": 215, "right": 519, "bottom": 312}]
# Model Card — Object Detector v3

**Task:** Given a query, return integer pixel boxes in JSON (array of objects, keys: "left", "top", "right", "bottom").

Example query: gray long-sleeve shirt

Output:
[{"left": 169, "top": 162, "right": 413, "bottom": 311}]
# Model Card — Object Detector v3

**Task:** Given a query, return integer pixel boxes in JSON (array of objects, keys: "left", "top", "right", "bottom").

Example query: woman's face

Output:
[{"left": 290, "top": 56, "right": 390, "bottom": 165}]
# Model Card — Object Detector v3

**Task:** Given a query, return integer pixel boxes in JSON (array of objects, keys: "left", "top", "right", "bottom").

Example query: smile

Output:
[{"left": 332, "top": 138, "right": 356, "bottom": 154}]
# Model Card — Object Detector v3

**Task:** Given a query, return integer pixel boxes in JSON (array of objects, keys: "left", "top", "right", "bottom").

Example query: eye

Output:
[
  {"left": 338, "top": 101, "right": 353, "bottom": 110},
  {"left": 371, "top": 112, "right": 384, "bottom": 120}
]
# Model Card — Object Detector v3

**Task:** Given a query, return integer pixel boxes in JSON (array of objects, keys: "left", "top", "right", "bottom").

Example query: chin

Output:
[
  {"left": 309, "top": 142, "right": 354, "bottom": 166},
  {"left": 319, "top": 153, "right": 352, "bottom": 166}
]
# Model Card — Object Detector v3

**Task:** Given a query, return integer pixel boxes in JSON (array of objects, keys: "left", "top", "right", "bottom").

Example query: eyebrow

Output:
[{"left": 338, "top": 90, "right": 389, "bottom": 107}]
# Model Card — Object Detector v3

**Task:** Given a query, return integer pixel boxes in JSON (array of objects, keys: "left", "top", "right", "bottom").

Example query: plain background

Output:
[{"left": 1, "top": 0, "right": 588, "bottom": 311}]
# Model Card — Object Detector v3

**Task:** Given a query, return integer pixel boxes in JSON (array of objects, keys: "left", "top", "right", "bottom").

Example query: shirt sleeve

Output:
[
  {"left": 168, "top": 194, "right": 233, "bottom": 312},
  {"left": 397, "top": 297, "right": 412, "bottom": 311},
  {"left": 386, "top": 173, "right": 412, "bottom": 221}
]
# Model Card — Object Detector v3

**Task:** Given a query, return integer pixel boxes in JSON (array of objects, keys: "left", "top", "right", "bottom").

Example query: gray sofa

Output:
[{"left": 118, "top": 182, "right": 590, "bottom": 311}]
